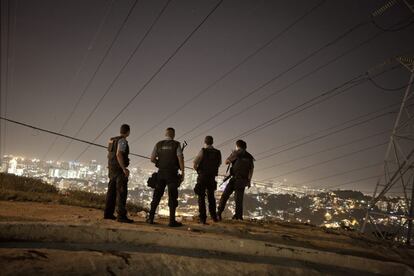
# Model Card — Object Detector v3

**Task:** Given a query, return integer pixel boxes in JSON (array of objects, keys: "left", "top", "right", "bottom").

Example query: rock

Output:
[{"left": 137, "top": 211, "right": 147, "bottom": 218}]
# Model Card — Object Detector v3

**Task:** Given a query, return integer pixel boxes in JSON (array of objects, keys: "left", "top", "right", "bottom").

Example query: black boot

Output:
[
  {"left": 103, "top": 214, "right": 116, "bottom": 220},
  {"left": 168, "top": 208, "right": 182, "bottom": 227},
  {"left": 146, "top": 209, "right": 155, "bottom": 224},
  {"left": 217, "top": 211, "right": 222, "bottom": 221},
  {"left": 199, "top": 216, "right": 207, "bottom": 225},
  {"left": 117, "top": 216, "right": 134, "bottom": 223},
  {"left": 232, "top": 214, "right": 243, "bottom": 221},
  {"left": 146, "top": 215, "right": 154, "bottom": 224}
]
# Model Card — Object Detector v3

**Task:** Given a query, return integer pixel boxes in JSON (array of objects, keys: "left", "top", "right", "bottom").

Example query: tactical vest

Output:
[
  {"left": 156, "top": 140, "right": 180, "bottom": 171},
  {"left": 107, "top": 136, "right": 130, "bottom": 170},
  {"left": 198, "top": 148, "right": 221, "bottom": 176},
  {"left": 232, "top": 150, "right": 254, "bottom": 180}
]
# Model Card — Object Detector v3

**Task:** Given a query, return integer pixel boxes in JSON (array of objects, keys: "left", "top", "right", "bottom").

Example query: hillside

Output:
[
  {"left": 0, "top": 174, "right": 414, "bottom": 275},
  {"left": 0, "top": 173, "right": 145, "bottom": 213}
]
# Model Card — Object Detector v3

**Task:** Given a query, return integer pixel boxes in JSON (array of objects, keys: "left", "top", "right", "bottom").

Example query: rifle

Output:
[
  {"left": 218, "top": 163, "right": 232, "bottom": 189},
  {"left": 181, "top": 140, "right": 188, "bottom": 152},
  {"left": 178, "top": 141, "right": 188, "bottom": 184}
]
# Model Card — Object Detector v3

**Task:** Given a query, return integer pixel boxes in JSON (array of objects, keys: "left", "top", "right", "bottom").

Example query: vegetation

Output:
[{"left": 0, "top": 173, "right": 145, "bottom": 212}]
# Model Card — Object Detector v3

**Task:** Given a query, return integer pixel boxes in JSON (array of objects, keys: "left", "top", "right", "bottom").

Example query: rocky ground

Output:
[{"left": 0, "top": 200, "right": 413, "bottom": 275}]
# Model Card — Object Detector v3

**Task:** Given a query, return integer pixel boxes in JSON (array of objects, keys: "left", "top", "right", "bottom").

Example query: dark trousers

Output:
[
  {"left": 104, "top": 170, "right": 128, "bottom": 218},
  {"left": 196, "top": 174, "right": 217, "bottom": 220},
  {"left": 149, "top": 170, "right": 179, "bottom": 221},
  {"left": 218, "top": 178, "right": 245, "bottom": 219}
]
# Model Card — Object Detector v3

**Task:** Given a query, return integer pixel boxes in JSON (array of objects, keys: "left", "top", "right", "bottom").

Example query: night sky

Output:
[{"left": 1, "top": 0, "right": 413, "bottom": 192}]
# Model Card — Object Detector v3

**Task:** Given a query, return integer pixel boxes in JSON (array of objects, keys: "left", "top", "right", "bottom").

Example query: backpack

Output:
[{"left": 107, "top": 136, "right": 121, "bottom": 169}]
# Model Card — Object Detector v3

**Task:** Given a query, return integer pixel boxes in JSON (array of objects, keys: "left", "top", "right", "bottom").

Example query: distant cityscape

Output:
[{"left": 0, "top": 154, "right": 408, "bottom": 234}]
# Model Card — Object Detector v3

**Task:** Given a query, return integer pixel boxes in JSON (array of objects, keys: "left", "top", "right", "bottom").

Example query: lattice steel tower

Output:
[{"left": 361, "top": 55, "right": 414, "bottom": 244}]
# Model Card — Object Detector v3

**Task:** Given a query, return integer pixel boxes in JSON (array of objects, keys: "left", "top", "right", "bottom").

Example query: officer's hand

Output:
[
  {"left": 180, "top": 174, "right": 185, "bottom": 183},
  {"left": 123, "top": 168, "right": 130, "bottom": 177}
]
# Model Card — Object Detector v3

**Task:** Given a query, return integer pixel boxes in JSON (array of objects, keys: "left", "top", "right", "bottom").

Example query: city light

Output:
[{"left": 0, "top": 154, "right": 408, "bottom": 231}]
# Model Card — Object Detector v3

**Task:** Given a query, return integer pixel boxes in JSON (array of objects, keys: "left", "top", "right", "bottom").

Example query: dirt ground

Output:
[{"left": 0, "top": 200, "right": 413, "bottom": 275}]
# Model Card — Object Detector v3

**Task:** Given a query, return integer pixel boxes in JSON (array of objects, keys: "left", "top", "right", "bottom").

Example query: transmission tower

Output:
[{"left": 361, "top": 55, "right": 414, "bottom": 244}]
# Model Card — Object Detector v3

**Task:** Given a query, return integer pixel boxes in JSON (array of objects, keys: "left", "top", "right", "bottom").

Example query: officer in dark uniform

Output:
[
  {"left": 147, "top": 127, "right": 185, "bottom": 227},
  {"left": 217, "top": 140, "right": 254, "bottom": 221},
  {"left": 104, "top": 124, "right": 133, "bottom": 223},
  {"left": 193, "top": 136, "right": 221, "bottom": 224}
]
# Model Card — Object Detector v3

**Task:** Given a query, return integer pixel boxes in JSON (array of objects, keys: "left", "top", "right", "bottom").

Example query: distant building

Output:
[{"left": 8, "top": 159, "right": 18, "bottom": 175}]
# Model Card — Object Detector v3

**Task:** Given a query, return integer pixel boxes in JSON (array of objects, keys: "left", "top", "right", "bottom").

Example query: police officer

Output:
[
  {"left": 147, "top": 127, "right": 185, "bottom": 227},
  {"left": 104, "top": 124, "right": 133, "bottom": 223},
  {"left": 193, "top": 136, "right": 221, "bottom": 224},
  {"left": 217, "top": 140, "right": 254, "bottom": 221}
]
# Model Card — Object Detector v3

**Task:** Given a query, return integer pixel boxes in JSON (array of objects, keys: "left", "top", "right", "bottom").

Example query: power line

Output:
[
  {"left": 42, "top": 0, "right": 117, "bottom": 160},
  {"left": 54, "top": 0, "right": 145, "bottom": 159},
  {"left": 214, "top": 77, "right": 366, "bottom": 150},
  {"left": 253, "top": 110, "right": 395, "bottom": 163},
  {"left": 0, "top": 116, "right": 149, "bottom": 160},
  {"left": 254, "top": 101, "right": 401, "bottom": 158},
  {"left": 260, "top": 141, "right": 388, "bottom": 182},
  {"left": 177, "top": 20, "right": 371, "bottom": 141},
  {"left": 370, "top": 0, "right": 414, "bottom": 31},
  {"left": 0, "top": 115, "right": 234, "bottom": 175},
  {"left": 185, "top": 30, "right": 386, "bottom": 144},
  {"left": 293, "top": 162, "right": 383, "bottom": 187},
  {"left": 371, "top": 14, "right": 414, "bottom": 32},
  {"left": 75, "top": 0, "right": 224, "bottom": 161},
  {"left": 185, "top": 69, "right": 399, "bottom": 163},
  {"left": 214, "top": 65, "right": 401, "bottom": 149},
  {"left": 255, "top": 129, "right": 391, "bottom": 173},
  {"left": 367, "top": 73, "right": 414, "bottom": 91},
  {"left": 245, "top": 100, "right": 414, "bottom": 173},
  {"left": 319, "top": 175, "right": 381, "bottom": 191},
  {"left": 127, "top": 0, "right": 326, "bottom": 146}
]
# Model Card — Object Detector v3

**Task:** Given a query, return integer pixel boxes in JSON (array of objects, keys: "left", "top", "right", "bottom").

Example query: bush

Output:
[
  {"left": 0, "top": 173, "right": 58, "bottom": 194},
  {"left": 65, "top": 189, "right": 107, "bottom": 205},
  {"left": 0, "top": 173, "right": 145, "bottom": 213}
]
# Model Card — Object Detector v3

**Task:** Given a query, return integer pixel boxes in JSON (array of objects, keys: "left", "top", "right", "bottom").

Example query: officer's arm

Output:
[
  {"left": 225, "top": 151, "right": 236, "bottom": 165},
  {"left": 179, "top": 155, "right": 185, "bottom": 175},
  {"left": 248, "top": 162, "right": 254, "bottom": 180},
  {"left": 193, "top": 149, "right": 203, "bottom": 170},
  {"left": 150, "top": 145, "right": 157, "bottom": 164},
  {"left": 219, "top": 151, "right": 222, "bottom": 166},
  {"left": 116, "top": 143, "right": 129, "bottom": 176},
  {"left": 176, "top": 143, "right": 185, "bottom": 175},
  {"left": 116, "top": 152, "right": 127, "bottom": 171}
]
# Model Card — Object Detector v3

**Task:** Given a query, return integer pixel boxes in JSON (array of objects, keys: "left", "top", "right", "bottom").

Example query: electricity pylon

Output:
[{"left": 361, "top": 56, "right": 414, "bottom": 244}]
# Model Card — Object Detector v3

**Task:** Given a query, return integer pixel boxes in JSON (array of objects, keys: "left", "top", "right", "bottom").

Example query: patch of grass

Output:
[
  {"left": 0, "top": 173, "right": 145, "bottom": 213},
  {"left": 0, "top": 189, "right": 58, "bottom": 203},
  {"left": 0, "top": 173, "right": 58, "bottom": 194}
]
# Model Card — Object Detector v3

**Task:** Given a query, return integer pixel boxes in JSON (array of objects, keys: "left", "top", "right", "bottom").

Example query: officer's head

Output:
[
  {"left": 165, "top": 127, "right": 175, "bottom": 139},
  {"left": 120, "top": 124, "right": 130, "bottom": 137},
  {"left": 236, "top": 140, "right": 247, "bottom": 150},
  {"left": 205, "top": 136, "right": 213, "bottom": 146}
]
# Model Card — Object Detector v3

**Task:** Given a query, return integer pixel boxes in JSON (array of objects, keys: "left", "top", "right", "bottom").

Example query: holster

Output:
[{"left": 147, "top": 172, "right": 158, "bottom": 189}]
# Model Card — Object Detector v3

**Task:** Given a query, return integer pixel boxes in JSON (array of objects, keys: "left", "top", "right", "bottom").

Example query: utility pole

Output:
[{"left": 361, "top": 56, "right": 414, "bottom": 244}]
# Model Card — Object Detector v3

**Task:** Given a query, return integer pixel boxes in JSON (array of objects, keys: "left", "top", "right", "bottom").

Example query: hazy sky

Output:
[{"left": 1, "top": 0, "right": 413, "bottom": 192}]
